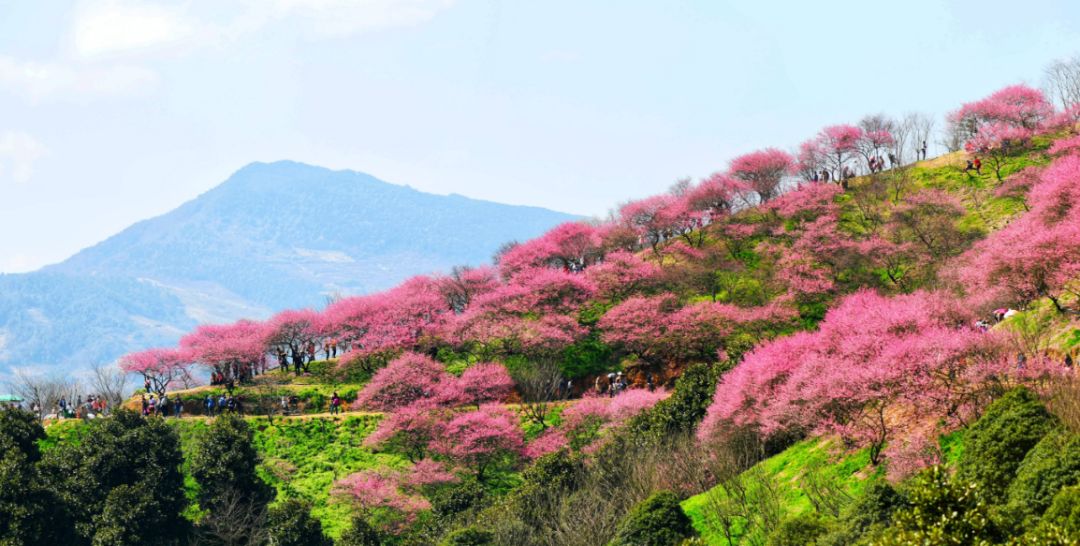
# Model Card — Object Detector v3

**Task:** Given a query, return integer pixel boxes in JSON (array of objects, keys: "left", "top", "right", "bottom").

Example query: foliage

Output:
[
  {"left": 41, "top": 410, "right": 190, "bottom": 545},
  {"left": 766, "top": 512, "right": 831, "bottom": 546},
  {"left": 1005, "top": 426, "right": 1080, "bottom": 527},
  {"left": 265, "top": 499, "right": 333, "bottom": 546},
  {"left": 440, "top": 526, "right": 495, "bottom": 546},
  {"left": 609, "top": 490, "right": 695, "bottom": 546},
  {"left": 957, "top": 388, "right": 1058, "bottom": 501},
  {"left": 336, "top": 515, "right": 387, "bottom": 546},
  {"left": 873, "top": 465, "right": 1002, "bottom": 546},
  {"left": 189, "top": 414, "right": 275, "bottom": 513}
]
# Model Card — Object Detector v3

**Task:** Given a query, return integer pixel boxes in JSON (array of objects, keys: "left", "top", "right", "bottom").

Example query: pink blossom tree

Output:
[
  {"left": 353, "top": 352, "right": 450, "bottom": 411},
  {"left": 964, "top": 121, "right": 1033, "bottom": 180},
  {"left": 119, "top": 347, "right": 192, "bottom": 396},
  {"left": 437, "top": 362, "right": 515, "bottom": 408},
  {"left": 436, "top": 265, "right": 499, "bottom": 314},
  {"left": 265, "top": 308, "right": 322, "bottom": 375},
  {"left": 364, "top": 403, "right": 446, "bottom": 462},
  {"left": 685, "top": 173, "right": 749, "bottom": 223},
  {"left": 584, "top": 250, "right": 662, "bottom": 300},
  {"left": 816, "top": 124, "right": 864, "bottom": 185},
  {"left": 430, "top": 404, "right": 525, "bottom": 481},
  {"left": 180, "top": 319, "right": 269, "bottom": 383},
  {"left": 497, "top": 222, "right": 605, "bottom": 276},
  {"left": 729, "top": 149, "right": 796, "bottom": 203},
  {"left": 950, "top": 84, "right": 1054, "bottom": 138}
]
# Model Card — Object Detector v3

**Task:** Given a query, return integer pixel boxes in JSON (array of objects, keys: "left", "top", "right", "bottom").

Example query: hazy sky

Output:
[{"left": 1, "top": 0, "right": 1079, "bottom": 273}]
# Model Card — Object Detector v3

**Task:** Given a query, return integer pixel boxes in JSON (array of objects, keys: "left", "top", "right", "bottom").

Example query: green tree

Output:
[
  {"left": 0, "top": 408, "right": 73, "bottom": 545},
  {"left": 818, "top": 482, "right": 906, "bottom": 546},
  {"left": 1006, "top": 426, "right": 1080, "bottom": 528},
  {"left": 957, "top": 388, "right": 1057, "bottom": 501},
  {"left": 41, "top": 410, "right": 189, "bottom": 546},
  {"left": 336, "top": 516, "right": 385, "bottom": 546},
  {"left": 875, "top": 466, "right": 1002, "bottom": 546},
  {"left": 266, "top": 499, "right": 332, "bottom": 546},
  {"left": 609, "top": 491, "right": 694, "bottom": 546},
  {"left": 190, "top": 414, "right": 275, "bottom": 511},
  {"left": 767, "top": 513, "right": 831, "bottom": 546}
]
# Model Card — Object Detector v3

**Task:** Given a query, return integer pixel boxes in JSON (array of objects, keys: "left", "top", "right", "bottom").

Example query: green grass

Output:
[{"left": 682, "top": 438, "right": 878, "bottom": 545}]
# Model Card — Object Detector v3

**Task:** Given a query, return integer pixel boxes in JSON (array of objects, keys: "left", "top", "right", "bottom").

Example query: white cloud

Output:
[
  {"left": 71, "top": 0, "right": 196, "bottom": 59},
  {"left": 0, "top": 132, "right": 46, "bottom": 184},
  {"left": 0, "top": 56, "right": 158, "bottom": 101},
  {"left": 266, "top": 0, "right": 456, "bottom": 36}
]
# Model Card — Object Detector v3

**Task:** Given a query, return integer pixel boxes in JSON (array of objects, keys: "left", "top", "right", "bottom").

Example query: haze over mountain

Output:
[{"left": 0, "top": 161, "right": 579, "bottom": 371}]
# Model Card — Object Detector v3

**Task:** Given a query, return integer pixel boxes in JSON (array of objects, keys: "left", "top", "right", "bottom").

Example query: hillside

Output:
[
  {"left": 10, "top": 83, "right": 1080, "bottom": 546},
  {"left": 0, "top": 161, "right": 578, "bottom": 370}
]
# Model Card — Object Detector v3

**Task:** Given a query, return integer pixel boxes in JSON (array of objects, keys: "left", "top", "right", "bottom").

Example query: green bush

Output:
[
  {"left": 627, "top": 363, "right": 721, "bottom": 440},
  {"left": 561, "top": 333, "right": 614, "bottom": 379},
  {"left": 1036, "top": 485, "right": 1080, "bottom": 539},
  {"left": 1006, "top": 426, "right": 1080, "bottom": 526},
  {"left": 874, "top": 466, "right": 1002, "bottom": 546},
  {"left": 266, "top": 499, "right": 333, "bottom": 546},
  {"left": 818, "top": 481, "right": 906, "bottom": 546},
  {"left": 766, "top": 513, "right": 831, "bottom": 546},
  {"left": 609, "top": 491, "right": 694, "bottom": 546},
  {"left": 440, "top": 526, "right": 495, "bottom": 546},
  {"left": 957, "top": 388, "right": 1057, "bottom": 501},
  {"left": 336, "top": 515, "right": 385, "bottom": 546}
]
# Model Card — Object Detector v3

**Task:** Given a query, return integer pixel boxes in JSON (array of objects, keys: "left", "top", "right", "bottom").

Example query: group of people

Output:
[
  {"left": 140, "top": 393, "right": 184, "bottom": 417},
  {"left": 50, "top": 393, "right": 110, "bottom": 420},
  {"left": 203, "top": 393, "right": 243, "bottom": 416}
]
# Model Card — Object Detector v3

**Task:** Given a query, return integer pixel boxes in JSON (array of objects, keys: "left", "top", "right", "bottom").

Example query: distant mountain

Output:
[{"left": 0, "top": 161, "right": 579, "bottom": 370}]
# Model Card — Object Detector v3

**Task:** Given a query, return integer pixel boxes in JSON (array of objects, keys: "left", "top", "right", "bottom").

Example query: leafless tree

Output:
[
  {"left": 191, "top": 489, "right": 269, "bottom": 546},
  {"left": 940, "top": 116, "right": 966, "bottom": 153},
  {"left": 1044, "top": 55, "right": 1080, "bottom": 110},
  {"left": 510, "top": 358, "right": 564, "bottom": 430},
  {"left": 9, "top": 370, "right": 79, "bottom": 419},
  {"left": 90, "top": 362, "right": 131, "bottom": 410},
  {"left": 904, "top": 112, "right": 936, "bottom": 159}
]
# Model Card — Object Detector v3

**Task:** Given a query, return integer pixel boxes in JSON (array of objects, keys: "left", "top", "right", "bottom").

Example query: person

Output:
[
  {"left": 148, "top": 395, "right": 157, "bottom": 416},
  {"left": 965, "top": 159, "right": 974, "bottom": 172},
  {"left": 59, "top": 396, "right": 67, "bottom": 415},
  {"left": 281, "top": 395, "right": 289, "bottom": 415},
  {"left": 974, "top": 157, "right": 982, "bottom": 175},
  {"left": 331, "top": 339, "right": 338, "bottom": 358},
  {"left": 307, "top": 342, "right": 316, "bottom": 363},
  {"left": 330, "top": 392, "right": 341, "bottom": 415},
  {"left": 888, "top": 152, "right": 897, "bottom": 168},
  {"left": 921, "top": 141, "right": 928, "bottom": 160},
  {"left": 325, "top": 343, "right": 331, "bottom": 360},
  {"left": 141, "top": 395, "right": 149, "bottom": 416},
  {"left": 144, "top": 378, "right": 151, "bottom": 392},
  {"left": 1066, "top": 355, "right": 1074, "bottom": 368},
  {"left": 174, "top": 398, "right": 183, "bottom": 418},
  {"left": 565, "top": 379, "right": 573, "bottom": 399},
  {"left": 595, "top": 376, "right": 604, "bottom": 395},
  {"left": 205, "top": 395, "right": 215, "bottom": 417},
  {"left": 161, "top": 393, "right": 171, "bottom": 417},
  {"left": 646, "top": 374, "right": 655, "bottom": 392},
  {"left": 218, "top": 394, "right": 227, "bottom": 415}
]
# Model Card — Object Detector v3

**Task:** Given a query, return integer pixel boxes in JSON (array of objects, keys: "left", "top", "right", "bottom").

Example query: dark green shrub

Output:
[
  {"left": 609, "top": 491, "right": 694, "bottom": 546},
  {"left": 0, "top": 408, "right": 45, "bottom": 461},
  {"left": 0, "top": 410, "right": 71, "bottom": 545},
  {"left": 1007, "top": 426, "right": 1080, "bottom": 526},
  {"left": 818, "top": 481, "right": 906, "bottom": 546},
  {"left": 628, "top": 363, "right": 721, "bottom": 439},
  {"left": 1036, "top": 485, "right": 1080, "bottom": 539},
  {"left": 41, "top": 410, "right": 189, "bottom": 545},
  {"left": 266, "top": 499, "right": 332, "bottom": 546},
  {"left": 440, "top": 526, "right": 495, "bottom": 546},
  {"left": 766, "top": 513, "right": 831, "bottom": 546},
  {"left": 336, "top": 516, "right": 385, "bottom": 546},
  {"left": 561, "top": 333, "right": 614, "bottom": 379},
  {"left": 430, "top": 478, "right": 487, "bottom": 519},
  {"left": 958, "top": 388, "right": 1057, "bottom": 500},
  {"left": 189, "top": 414, "right": 275, "bottom": 512},
  {"left": 875, "top": 466, "right": 1002, "bottom": 545}
]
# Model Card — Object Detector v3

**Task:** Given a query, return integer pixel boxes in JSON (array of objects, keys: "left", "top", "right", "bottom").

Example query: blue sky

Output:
[{"left": 1, "top": 0, "right": 1079, "bottom": 272}]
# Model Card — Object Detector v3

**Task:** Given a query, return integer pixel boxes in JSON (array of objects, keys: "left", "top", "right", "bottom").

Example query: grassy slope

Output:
[{"left": 682, "top": 439, "right": 877, "bottom": 545}]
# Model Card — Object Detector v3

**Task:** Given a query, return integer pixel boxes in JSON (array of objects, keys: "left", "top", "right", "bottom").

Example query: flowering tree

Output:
[
  {"left": 324, "top": 276, "right": 450, "bottom": 373},
  {"left": 964, "top": 122, "right": 1033, "bottom": 181},
  {"left": 729, "top": 148, "right": 795, "bottom": 203},
  {"left": 436, "top": 266, "right": 499, "bottom": 314},
  {"left": 950, "top": 84, "right": 1054, "bottom": 139},
  {"left": 119, "top": 347, "right": 192, "bottom": 396},
  {"left": 364, "top": 403, "right": 446, "bottom": 462},
  {"left": 438, "top": 363, "right": 515, "bottom": 408},
  {"left": 585, "top": 250, "right": 662, "bottom": 300},
  {"left": 856, "top": 129, "right": 896, "bottom": 172},
  {"left": 430, "top": 404, "right": 525, "bottom": 481},
  {"left": 265, "top": 308, "right": 321, "bottom": 375},
  {"left": 497, "top": 222, "right": 605, "bottom": 275},
  {"left": 700, "top": 290, "right": 1047, "bottom": 472},
  {"left": 957, "top": 154, "right": 1080, "bottom": 312},
  {"left": 685, "top": 173, "right": 749, "bottom": 222},
  {"left": 816, "top": 124, "right": 864, "bottom": 184},
  {"left": 180, "top": 319, "right": 269, "bottom": 383},
  {"left": 352, "top": 352, "right": 450, "bottom": 412},
  {"left": 886, "top": 189, "right": 970, "bottom": 260}
]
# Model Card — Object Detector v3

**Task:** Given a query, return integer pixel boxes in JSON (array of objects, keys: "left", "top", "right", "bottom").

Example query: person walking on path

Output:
[
  {"left": 974, "top": 157, "right": 982, "bottom": 175},
  {"left": 329, "top": 392, "right": 341, "bottom": 415}
]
